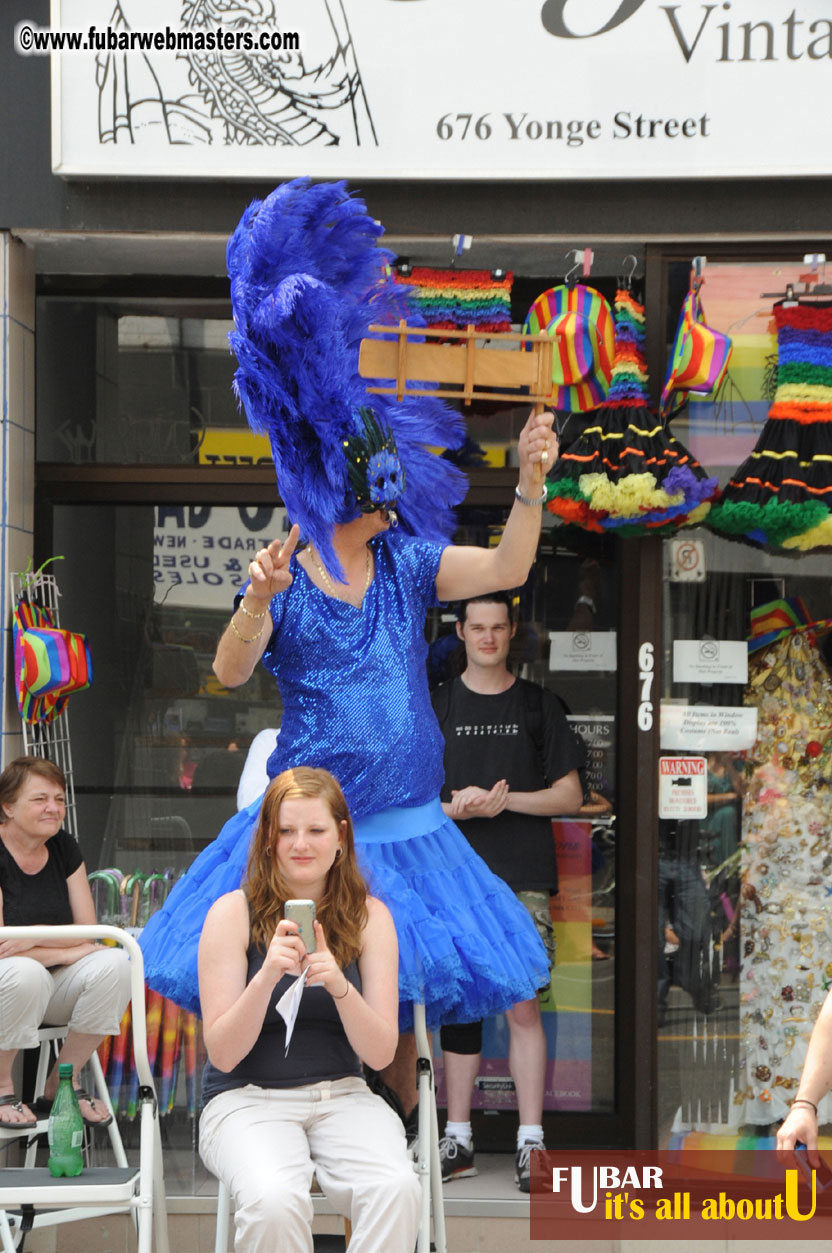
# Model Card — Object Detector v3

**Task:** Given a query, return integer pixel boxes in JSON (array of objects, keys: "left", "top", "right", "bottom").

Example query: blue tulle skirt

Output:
[{"left": 139, "top": 796, "right": 549, "bottom": 1031}]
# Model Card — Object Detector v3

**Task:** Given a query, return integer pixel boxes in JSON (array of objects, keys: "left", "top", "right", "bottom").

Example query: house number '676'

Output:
[{"left": 638, "top": 642, "right": 654, "bottom": 731}]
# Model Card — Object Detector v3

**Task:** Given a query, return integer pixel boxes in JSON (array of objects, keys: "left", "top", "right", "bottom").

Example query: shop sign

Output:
[
  {"left": 660, "top": 702, "right": 758, "bottom": 751},
  {"left": 658, "top": 755, "right": 708, "bottom": 819},
  {"left": 549, "top": 631, "right": 617, "bottom": 672},
  {"left": 46, "top": 0, "right": 832, "bottom": 180},
  {"left": 153, "top": 505, "right": 289, "bottom": 610},
  {"left": 672, "top": 639, "right": 748, "bottom": 684},
  {"left": 567, "top": 714, "right": 616, "bottom": 804}
]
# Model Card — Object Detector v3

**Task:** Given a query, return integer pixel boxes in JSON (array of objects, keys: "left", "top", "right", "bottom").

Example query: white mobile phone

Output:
[{"left": 284, "top": 899, "right": 316, "bottom": 953}]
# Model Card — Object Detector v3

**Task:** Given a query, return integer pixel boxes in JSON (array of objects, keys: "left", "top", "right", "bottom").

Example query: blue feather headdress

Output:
[{"left": 227, "top": 178, "right": 467, "bottom": 579}]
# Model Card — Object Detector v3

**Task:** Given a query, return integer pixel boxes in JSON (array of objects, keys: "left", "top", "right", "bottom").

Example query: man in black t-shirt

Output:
[{"left": 431, "top": 593, "right": 584, "bottom": 1191}]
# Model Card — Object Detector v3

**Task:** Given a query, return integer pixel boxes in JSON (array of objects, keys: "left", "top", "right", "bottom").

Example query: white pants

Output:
[
  {"left": 199, "top": 1077, "right": 421, "bottom": 1253},
  {"left": 0, "top": 947, "right": 131, "bottom": 1051}
]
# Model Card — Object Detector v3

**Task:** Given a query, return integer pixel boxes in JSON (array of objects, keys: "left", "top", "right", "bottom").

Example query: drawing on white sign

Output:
[{"left": 91, "top": 0, "right": 375, "bottom": 151}]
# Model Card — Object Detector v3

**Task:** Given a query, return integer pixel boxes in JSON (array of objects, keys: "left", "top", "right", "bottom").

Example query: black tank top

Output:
[{"left": 202, "top": 943, "right": 363, "bottom": 1104}]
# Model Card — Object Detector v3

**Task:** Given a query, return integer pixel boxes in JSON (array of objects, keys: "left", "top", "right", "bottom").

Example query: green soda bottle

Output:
[{"left": 47, "top": 1063, "right": 84, "bottom": 1178}]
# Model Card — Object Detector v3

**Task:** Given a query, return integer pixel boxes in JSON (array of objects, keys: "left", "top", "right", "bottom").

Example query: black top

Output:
[
  {"left": 433, "top": 677, "right": 584, "bottom": 892},
  {"left": 202, "top": 944, "right": 363, "bottom": 1103},
  {"left": 0, "top": 828, "right": 83, "bottom": 927}
]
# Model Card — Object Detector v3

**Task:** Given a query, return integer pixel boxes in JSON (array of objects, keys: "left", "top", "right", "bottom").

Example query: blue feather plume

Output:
[{"left": 227, "top": 179, "right": 466, "bottom": 579}]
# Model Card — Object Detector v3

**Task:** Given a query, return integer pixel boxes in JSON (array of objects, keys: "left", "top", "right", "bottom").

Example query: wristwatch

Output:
[{"left": 575, "top": 595, "right": 596, "bottom": 614}]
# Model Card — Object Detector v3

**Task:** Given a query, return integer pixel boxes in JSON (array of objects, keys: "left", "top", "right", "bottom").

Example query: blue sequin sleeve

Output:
[{"left": 387, "top": 532, "right": 447, "bottom": 612}]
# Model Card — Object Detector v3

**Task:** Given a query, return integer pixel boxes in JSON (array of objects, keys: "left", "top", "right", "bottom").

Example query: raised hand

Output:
[
  {"left": 247, "top": 524, "right": 300, "bottom": 603},
  {"left": 517, "top": 407, "right": 557, "bottom": 491}
]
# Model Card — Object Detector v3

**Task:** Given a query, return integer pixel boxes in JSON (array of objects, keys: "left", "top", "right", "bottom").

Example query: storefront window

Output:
[
  {"left": 657, "top": 258, "right": 832, "bottom": 1146},
  {"left": 36, "top": 305, "right": 259, "bottom": 466}
]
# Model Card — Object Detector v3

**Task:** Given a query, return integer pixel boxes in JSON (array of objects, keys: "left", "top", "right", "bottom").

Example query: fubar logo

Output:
[
  {"left": 532, "top": 1150, "right": 832, "bottom": 1241},
  {"left": 541, "top": 1, "right": 832, "bottom": 64}
]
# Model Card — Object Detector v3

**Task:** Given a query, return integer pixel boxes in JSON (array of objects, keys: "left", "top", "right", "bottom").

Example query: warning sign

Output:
[{"left": 658, "top": 756, "right": 708, "bottom": 819}]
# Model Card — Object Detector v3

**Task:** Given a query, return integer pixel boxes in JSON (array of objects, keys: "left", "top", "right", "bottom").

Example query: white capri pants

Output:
[
  {"left": 199, "top": 1077, "right": 421, "bottom": 1253},
  {"left": 0, "top": 947, "right": 132, "bottom": 1051}
]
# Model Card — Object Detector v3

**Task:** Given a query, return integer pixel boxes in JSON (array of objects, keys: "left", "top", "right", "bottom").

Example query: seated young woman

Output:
[
  {"left": 198, "top": 766, "right": 420, "bottom": 1253},
  {"left": 0, "top": 755, "right": 131, "bottom": 1129}
]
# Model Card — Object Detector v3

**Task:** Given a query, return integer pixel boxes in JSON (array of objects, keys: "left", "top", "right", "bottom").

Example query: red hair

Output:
[{"left": 243, "top": 767, "right": 368, "bottom": 967}]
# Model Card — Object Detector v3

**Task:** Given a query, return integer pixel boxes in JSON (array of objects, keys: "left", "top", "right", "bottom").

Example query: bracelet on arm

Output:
[
  {"left": 230, "top": 618, "right": 264, "bottom": 645},
  {"left": 238, "top": 600, "right": 269, "bottom": 621},
  {"left": 514, "top": 484, "right": 548, "bottom": 507},
  {"left": 792, "top": 1097, "right": 819, "bottom": 1114},
  {"left": 331, "top": 979, "right": 351, "bottom": 1001}
]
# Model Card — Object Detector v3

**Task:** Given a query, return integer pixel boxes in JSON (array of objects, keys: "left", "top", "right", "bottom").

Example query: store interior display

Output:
[
  {"left": 736, "top": 598, "right": 832, "bottom": 1124},
  {"left": 709, "top": 300, "right": 832, "bottom": 550},
  {"left": 544, "top": 286, "right": 719, "bottom": 534}
]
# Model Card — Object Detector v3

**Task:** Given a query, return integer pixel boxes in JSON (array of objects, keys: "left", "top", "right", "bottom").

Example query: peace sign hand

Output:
[{"left": 247, "top": 524, "right": 300, "bottom": 604}]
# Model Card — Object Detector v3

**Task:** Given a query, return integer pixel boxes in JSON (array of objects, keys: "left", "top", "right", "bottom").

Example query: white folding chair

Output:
[
  {"left": 412, "top": 1003, "right": 446, "bottom": 1253},
  {"left": 0, "top": 1023, "right": 128, "bottom": 1183},
  {"left": 0, "top": 925, "right": 169, "bottom": 1253}
]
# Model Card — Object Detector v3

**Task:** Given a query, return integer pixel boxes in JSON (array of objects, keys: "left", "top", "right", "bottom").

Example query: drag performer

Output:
[{"left": 139, "top": 181, "right": 554, "bottom": 1078}]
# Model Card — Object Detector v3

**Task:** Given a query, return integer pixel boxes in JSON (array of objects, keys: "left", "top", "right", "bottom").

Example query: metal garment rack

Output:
[{"left": 10, "top": 571, "right": 79, "bottom": 836}]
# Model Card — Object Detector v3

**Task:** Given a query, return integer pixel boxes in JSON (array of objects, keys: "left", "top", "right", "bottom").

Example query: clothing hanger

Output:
[
  {"left": 617, "top": 254, "right": 638, "bottom": 290},
  {"left": 563, "top": 250, "right": 584, "bottom": 287}
]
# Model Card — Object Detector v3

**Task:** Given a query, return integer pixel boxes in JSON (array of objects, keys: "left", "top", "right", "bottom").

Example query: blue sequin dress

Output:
[{"left": 139, "top": 530, "right": 549, "bottom": 1030}]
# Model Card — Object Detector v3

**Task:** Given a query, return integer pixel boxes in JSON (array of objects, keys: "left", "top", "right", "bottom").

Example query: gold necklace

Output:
[{"left": 309, "top": 546, "right": 372, "bottom": 603}]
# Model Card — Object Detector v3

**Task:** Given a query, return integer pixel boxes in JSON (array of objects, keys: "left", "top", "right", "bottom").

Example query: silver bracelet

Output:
[{"left": 514, "top": 484, "right": 548, "bottom": 507}]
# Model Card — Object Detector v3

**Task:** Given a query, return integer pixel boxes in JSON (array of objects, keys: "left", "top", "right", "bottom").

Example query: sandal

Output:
[
  {"left": 74, "top": 1087, "right": 114, "bottom": 1129},
  {"left": 33, "top": 1089, "right": 113, "bottom": 1129},
  {"left": 0, "top": 1093, "right": 38, "bottom": 1130}
]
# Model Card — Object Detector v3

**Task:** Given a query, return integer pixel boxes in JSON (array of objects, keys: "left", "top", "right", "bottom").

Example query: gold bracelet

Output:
[
  {"left": 230, "top": 618, "right": 264, "bottom": 645},
  {"left": 238, "top": 600, "right": 269, "bottom": 621}
]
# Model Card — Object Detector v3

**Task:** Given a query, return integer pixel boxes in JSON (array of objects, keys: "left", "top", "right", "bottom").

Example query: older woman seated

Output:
[
  {"left": 198, "top": 766, "right": 420, "bottom": 1253},
  {"left": 0, "top": 755, "right": 131, "bottom": 1129}
]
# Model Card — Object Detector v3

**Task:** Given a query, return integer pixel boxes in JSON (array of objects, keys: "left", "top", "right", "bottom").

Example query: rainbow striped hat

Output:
[
  {"left": 524, "top": 284, "right": 614, "bottom": 412},
  {"left": 748, "top": 596, "right": 832, "bottom": 653},
  {"left": 661, "top": 287, "right": 733, "bottom": 418}
]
